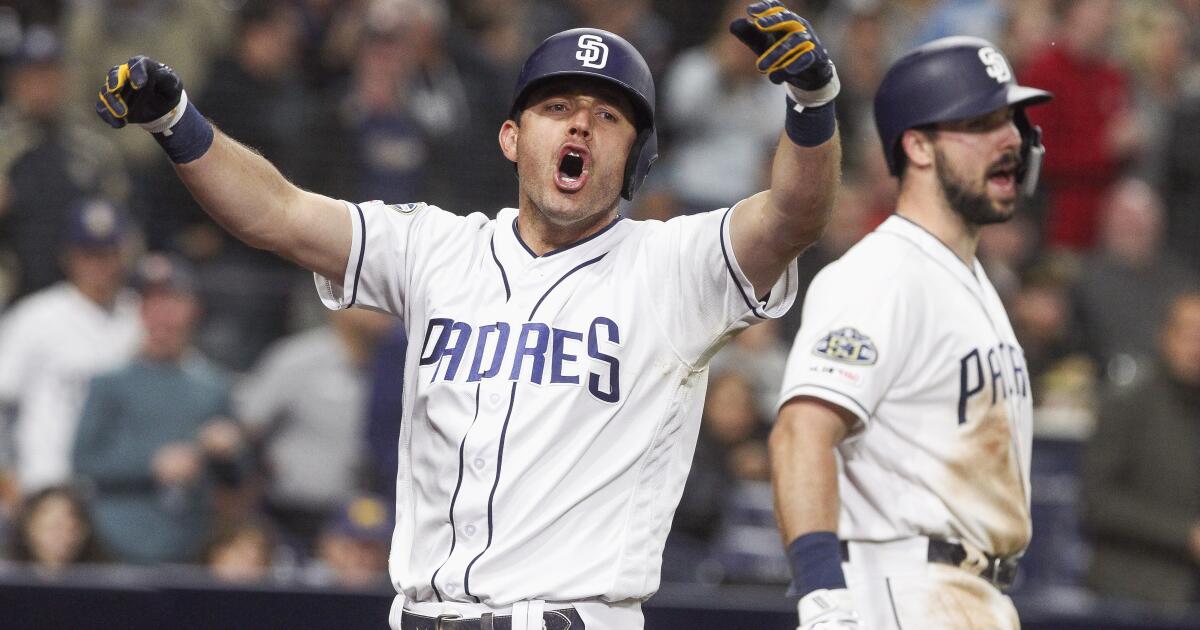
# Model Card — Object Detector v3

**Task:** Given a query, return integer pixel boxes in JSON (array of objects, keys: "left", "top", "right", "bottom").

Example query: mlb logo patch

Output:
[{"left": 813, "top": 327, "right": 878, "bottom": 365}]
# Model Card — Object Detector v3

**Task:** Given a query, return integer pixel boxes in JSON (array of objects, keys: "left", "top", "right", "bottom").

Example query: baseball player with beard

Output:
[
  {"left": 771, "top": 38, "right": 1052, "bottom": 629},
  {"left": 95, "top": 2, "right": 840, "bottom": 628}
]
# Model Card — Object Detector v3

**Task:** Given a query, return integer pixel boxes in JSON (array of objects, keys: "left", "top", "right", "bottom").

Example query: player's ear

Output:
[
  {"left": 499, "top": 120, "right": 519, "bottom": 164},
  {"left": 900, "top": 128, "right": 935, "bottom": 172}
]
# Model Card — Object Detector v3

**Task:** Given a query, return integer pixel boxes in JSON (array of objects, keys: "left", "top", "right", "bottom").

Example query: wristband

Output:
[
  {"left": 786, "top": 531, "right": 847, "bottom": 597},
  {"left": 784, "top": 98, "right": 836, "bottom": 147},
  {"left": 145, "top": 90, "right": 214, "bottom": 164}
]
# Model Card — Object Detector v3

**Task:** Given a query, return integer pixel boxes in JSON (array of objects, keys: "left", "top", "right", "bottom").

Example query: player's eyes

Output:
[
  {"left": 598, "top": 111, "right": 618, "bottom": 122},
  {"left": 544, "top": 102, "right": 568, "bottom": 113}
]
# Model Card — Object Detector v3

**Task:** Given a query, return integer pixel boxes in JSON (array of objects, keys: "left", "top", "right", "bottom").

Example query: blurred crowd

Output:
[{"left": 0, "top": 0, "right": 1198, "bottom": 608}]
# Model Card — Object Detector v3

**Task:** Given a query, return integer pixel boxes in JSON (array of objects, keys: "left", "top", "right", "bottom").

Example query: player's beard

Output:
[{"left": 935, "top": 147, "right": 1020, "bottom": 226}]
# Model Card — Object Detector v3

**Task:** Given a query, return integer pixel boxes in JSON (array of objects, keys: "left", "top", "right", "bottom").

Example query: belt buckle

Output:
[
  {"left": 984, "top": 556, "right": 1002, "bottom": 585},
  {"left": 984, "top": 556, "right": 1017, "bottom": 589},
  {"left": 435, "top": 613, "right": 463, "bottom": 630}
]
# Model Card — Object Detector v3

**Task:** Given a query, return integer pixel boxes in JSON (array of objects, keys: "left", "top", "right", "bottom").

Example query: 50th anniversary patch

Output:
[{"left": 813, "top": 327, "right": 878, "bottom": 365}]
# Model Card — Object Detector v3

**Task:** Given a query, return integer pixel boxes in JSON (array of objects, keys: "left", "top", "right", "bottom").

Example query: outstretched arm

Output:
[
  {"left": 726, "top": 1, "right": 841, "bottom": 297},
  {"left": 174, "top": 131, "right": 350, "bottom": 281},
  {"left": 96, "top": 57, "right": 350, "bottom": 280}
]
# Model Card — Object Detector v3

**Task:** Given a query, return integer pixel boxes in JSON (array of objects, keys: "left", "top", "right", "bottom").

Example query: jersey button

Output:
[
  {"left": 464, "top": 524, "right": 476, "bottom": 536},
  {"left": 489, "top": 393, "right": 501, "bottom": 405},
  {"left": 474, "top": 458, "right": 486, "bottom": 470}
]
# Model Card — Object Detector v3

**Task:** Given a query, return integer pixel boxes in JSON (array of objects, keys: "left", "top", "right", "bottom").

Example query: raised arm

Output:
[
  {"left": 95, "top": 57, "right": 350, "bottom": 280},
  {"left": 727, "top": 1, "right": 841, "bottom": 296}
]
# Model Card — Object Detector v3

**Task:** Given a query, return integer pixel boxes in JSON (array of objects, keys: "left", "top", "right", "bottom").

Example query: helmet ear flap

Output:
[
  {"left": 621, "top": 127, "right": 658, "bottom": 200},
  {"left": 1014, "top": 108, "right": 1045, "bottom": 197}
]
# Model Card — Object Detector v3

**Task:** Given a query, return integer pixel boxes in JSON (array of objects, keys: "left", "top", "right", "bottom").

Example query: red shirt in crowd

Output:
[{"left": 1021, "top": 45, "right": 1133, "bottom": 250}]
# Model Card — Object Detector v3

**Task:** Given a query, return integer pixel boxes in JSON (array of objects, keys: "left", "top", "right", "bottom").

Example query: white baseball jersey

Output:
[
  {"left": 314, "top": 201, "right": 797, "bottom": 615},
  {"left": 778, "top": 215, "right": 1033, "bottom": 558},
  {"left": 0, "top": 283, "right": 142, "bottom": 491}
]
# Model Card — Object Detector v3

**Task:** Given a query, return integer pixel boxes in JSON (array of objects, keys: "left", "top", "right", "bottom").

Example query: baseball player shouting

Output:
[
  {"left": 771, "top": 38, "right": 1052, "bottom": 629},
  {"left": 95, "top": 2, "right": 840, "bottom": 628}
]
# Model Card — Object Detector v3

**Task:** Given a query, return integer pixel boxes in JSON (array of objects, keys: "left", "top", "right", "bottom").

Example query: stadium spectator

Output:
[
  {"left": 8, "top": 484, "right": 107, "bottom": 571},
  {"left": 1117, "top": 2, "right": 1193, "bottom": 185},
  {"left": 200, "top": 0, "right": 306, "bottom": 184},
  {"left": 811, "top": 3, "right": 895, "bottom": 164},
  {"left": 301, "top": 0, "right": 441, "bottom": 205},
  {"left": 657, "top": 0, "right": 784, "bottom": 213},
  {"left": 1072, "top": 178, "right": 1198, "bottom": 388},
  {"left": 914, "top": 0, "right": 1007, "bottom": 46},
  {"left": 977, "top": 211, "right": 1040, "bottom": 304},
  {"left": 1000, "top": 0, "right": 1055, "bottom": 70},
  {"left": 363, "top": 324, "right": 406, "bottom": 500},
  {"left": 0, "top": 26, "right": 129, "bottom": 301},
  {"left": 562, "top": 0, "right": 672, "bottom": 78},
  {"left": 174, "top": 0, "right": 309, "bottom": 372},
  {"left": 72, "top": 253, "right": 247, "bottom": 564},
  {"left": 307, "top": 494, "right": 392, "bottom": 589},
  {"left": 374, "top": 0, "right": 516, "bottom": 216},
  {"left": 711, "top": 319, "right": 788, "bottom": 422},
  {"left": 1082, "top": 290, "right": 1200, "bottom": 606},
  {"left": 1010, "top": 262, "right": 1088, "bottom": 406},
  {"left": 203, "top": 518, "right": 277, "bottom": 584},
  {"left": 666, "top": 371, "right": 770, "bottom": 582},
  {"left": 235, "top": 307, "right": 395, "bottom": 553},
  {"left": 62, "top": 0, "right": 230, "bottom": 169},
  {"left": 1162, "top": 91, "right": 1200, "bottom": 276},
  {"left": 1021, "top": 0, "right": 1143, "bottom": 250},
  {"left": 0, "top": 199, "right": 141, "bottom": 496}
]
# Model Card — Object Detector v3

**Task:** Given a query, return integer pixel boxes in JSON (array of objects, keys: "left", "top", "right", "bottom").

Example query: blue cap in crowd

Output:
[
  {"left": 134, "top": 252, "right": 198, "bottom": 296},
  {"left": 64, "top": 198, "right": 130, "bottom": 249},
  {"left": 11, "top": 25, "right": 62, "bottom": 66},
  {"left": 327, "top": 495, "right": 393, "bottom": 543}
]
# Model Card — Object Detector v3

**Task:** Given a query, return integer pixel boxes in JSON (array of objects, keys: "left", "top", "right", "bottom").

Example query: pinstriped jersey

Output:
[
  {"left": 777, "top": 215, "right": 1034, "bottom": 557},
  {"left": 314, "top": 201, "right": 798, "bottom": 607}
]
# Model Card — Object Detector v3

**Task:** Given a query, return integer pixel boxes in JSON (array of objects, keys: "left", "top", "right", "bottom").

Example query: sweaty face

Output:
[
  {"left": 930, "top": 107, "right": 1023, "bottom": 226},
  {"left": 508, "top": 78, "right": 638, "bottom": 229}
]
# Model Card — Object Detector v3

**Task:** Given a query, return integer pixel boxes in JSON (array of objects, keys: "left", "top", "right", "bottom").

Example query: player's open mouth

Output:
[
  {"left": 555, "top": 145, "right": 590, "bottom": 192},
  {"left": 986, "top": 163, "right": 1017, "bottom": 196}
]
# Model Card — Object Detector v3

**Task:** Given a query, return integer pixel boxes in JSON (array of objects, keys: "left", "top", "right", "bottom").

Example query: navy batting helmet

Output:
[
  {"left": 509, "top": 28, "right": 657, "bottom": 200},
  {"left": 874, "top": 36, "right": 1052, "bottom": 194}
]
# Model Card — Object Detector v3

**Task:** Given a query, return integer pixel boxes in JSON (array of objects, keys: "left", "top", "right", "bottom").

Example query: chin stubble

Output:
[{"left": 935, "top": 151, "right": 1016, "bottom": 226}]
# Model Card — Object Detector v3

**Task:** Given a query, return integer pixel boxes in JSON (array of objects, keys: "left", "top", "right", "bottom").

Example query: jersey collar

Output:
[
  {"left": 493, "top": 207, "right": 629, "bottom": 272},
  {"left": 876, "top": 214, "right": 987, "bottom": 295}
]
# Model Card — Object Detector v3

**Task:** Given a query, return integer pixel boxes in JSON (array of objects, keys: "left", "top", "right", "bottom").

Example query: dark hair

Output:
[
  {"left": 202, "top": 517, "right": 277, "bottom": 566},
  {"left": 10, "top": 484, "right": 108, "bottom": 566},
  {"left": 235, "top": 0, "right": 292, "bottom": 36}
]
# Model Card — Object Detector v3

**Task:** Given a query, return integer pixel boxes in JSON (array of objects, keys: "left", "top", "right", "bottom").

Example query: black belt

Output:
[
  {"left": 400, "top": 607, "right": 584, "bottom": 630},
  {"left": 839, "top": 539, "right": 1019, "bottom": 589}
]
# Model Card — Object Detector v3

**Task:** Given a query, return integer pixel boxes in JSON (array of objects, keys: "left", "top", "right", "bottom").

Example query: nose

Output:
[
  {"left": 999, "top": 120, "right": 1021, "bottom": 152},
  {"left": 568, "top": 106, "right": 592, "bottom": 139}
]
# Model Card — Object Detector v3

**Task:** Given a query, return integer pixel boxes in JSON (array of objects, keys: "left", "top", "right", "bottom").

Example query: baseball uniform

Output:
[
  {"left": 315, "top": 200, "right": 797, "bottom": 629},
  {"left": 778, "top": 215, "right": 1033, "bottom": 628}
]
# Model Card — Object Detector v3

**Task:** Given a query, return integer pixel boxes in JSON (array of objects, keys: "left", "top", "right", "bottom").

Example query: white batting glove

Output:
[{"left": 797, "top": 588, "right": 862, "bottom": 630}]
